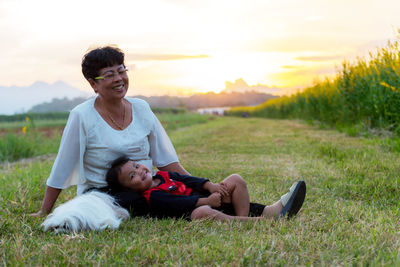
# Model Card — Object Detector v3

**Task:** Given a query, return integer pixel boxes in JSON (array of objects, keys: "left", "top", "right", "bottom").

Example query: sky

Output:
[{"left": 1, "top": 0, "right": 400, "bottom": 97}]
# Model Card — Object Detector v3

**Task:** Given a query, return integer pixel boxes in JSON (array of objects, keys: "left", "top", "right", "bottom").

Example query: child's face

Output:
[{"left": 118, "top": 160, "right": 153, "bottom": 192}]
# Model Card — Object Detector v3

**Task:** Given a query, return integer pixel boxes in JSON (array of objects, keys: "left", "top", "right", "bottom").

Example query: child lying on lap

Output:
[{"left": 106, "top": 156, "right": 306, "bottom": 222}]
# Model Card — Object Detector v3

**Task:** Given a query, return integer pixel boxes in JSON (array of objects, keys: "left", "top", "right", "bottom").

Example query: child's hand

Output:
[
  {"left": 207, "top": 182, "right": 229, "bottom": 198},
  {"left": 207, "top": 192, "right": 222, "bottom": 208}
]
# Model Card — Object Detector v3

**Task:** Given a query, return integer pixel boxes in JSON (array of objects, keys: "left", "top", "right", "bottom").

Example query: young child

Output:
[{"left": 106, "top": 156, "right": 306, "bottom": 222}]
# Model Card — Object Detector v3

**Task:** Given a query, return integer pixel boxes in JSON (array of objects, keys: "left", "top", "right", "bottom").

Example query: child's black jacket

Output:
[{"left": 146, "top": 172, "right": 210, "bottom": 218}]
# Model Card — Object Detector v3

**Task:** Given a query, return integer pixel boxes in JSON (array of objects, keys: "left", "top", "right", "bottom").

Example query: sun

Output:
[
  {"left": 136, "top": 52, "right": 288, "bottom": 94},
  {"left": 130, "top": 49, "right": 327, "bottom": 96}
]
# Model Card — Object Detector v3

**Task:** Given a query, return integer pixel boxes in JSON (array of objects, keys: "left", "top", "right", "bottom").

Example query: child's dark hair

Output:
[
  {"left": 106, "top": 155, "right": 131, "bottom": 191},
  {"left": 81, "top": 45, "right": 125, "bottom": 80}
]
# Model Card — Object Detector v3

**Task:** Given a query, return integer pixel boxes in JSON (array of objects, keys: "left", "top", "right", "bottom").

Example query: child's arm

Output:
[
  {"left": 167, "top": 172, "right": 228, "bottom": 199},
  {"left": 196, "top": 192, "right": 221, "bottom": 208},
  {"left": 167, "top": 172, "right": 230, "bottom": 198},
  {"left": 164, "top": 172, "right": 209, "bottom": 190},
  {"left": 203, "top": 181, "right": 229, "bottom": 199}
]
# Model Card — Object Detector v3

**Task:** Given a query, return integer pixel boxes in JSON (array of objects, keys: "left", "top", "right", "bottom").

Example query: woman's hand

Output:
[
  {"left": 204, "top": 182, "right": 229, "bottom": 199},
  {"left": 30, "top": 186, "right": 62, "bottom": 218},
  {"left": 158, "top": 162, "right": 190, "bottom": 175},
  {"left": 30, "top": 210, "right": 47, "bottom": 218},
  {"left": 207, "top": 192, "right": 222, "bottom": 208}
]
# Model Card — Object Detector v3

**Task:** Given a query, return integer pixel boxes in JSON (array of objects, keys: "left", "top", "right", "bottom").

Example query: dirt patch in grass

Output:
[
  {"left": 0, "top": 126, "right": 64, "bottom": 137},
  {"left": 0, "top": 154, "right": 56, "bottom": 171}
]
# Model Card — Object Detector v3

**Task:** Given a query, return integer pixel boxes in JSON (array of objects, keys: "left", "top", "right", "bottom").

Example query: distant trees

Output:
[
  {"left": 27, "top": 92, "right": 277, "bottom": 113},
  {"left": 29, "top": 97, "right": 89, "bottom": 113},
  {"left": 137, "top": 91, "right": 277, "bottom": 110}
]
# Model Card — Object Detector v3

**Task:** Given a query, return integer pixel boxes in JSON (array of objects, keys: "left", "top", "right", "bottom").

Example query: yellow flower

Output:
[
  {"left": 25, "top": 117, "right": 30, "bottom": 122},
  {"left": 380, "top": 81, "right": 399, "bottom": 92},
  {"left": 22, "top": 126, "right": 27, "bottom": 134}
]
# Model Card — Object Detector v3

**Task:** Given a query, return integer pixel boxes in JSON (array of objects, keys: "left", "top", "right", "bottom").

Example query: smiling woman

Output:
[{"left": 31, "top": 45, "right": 190, "bottom": 218}]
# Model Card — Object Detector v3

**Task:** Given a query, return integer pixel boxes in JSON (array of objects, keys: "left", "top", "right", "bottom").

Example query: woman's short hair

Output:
[
  {"left": 81, "top": 46, "right": 125, "bottom": 80},
  {"left": 106, "top": 155, "right": 131, "bottom": 191}
]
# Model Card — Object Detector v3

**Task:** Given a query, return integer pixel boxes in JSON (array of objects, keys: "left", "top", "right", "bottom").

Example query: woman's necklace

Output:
[{"left": 106, "top": 101, "right": 126, "bottom": 130}]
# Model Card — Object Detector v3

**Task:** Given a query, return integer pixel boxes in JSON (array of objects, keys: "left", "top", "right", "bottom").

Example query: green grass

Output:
[
  {"left": 0, "top": 130, "right": 62, "bottom": 162},
  {"left": 157, "top": 112, "right": 215, "bottom": 132},
  {"left": 1, "top": 116, "right": 399, "bottom": 266}
]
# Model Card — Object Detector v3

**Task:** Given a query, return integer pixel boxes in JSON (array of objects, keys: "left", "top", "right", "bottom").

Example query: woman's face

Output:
[{"left": 89, "top": 64, "right": 129, "bottom": 101}]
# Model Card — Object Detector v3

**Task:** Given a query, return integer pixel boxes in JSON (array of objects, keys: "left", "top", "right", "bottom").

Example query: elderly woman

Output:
[
  {"left": 33, "top": 46, "right": 303, "bottom": 221},
  {"left": 32, "top": 46, "right": 189, "bottom": 217}
]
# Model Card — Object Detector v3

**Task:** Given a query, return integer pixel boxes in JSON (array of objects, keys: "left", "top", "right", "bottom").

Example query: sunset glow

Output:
[{"left": 1, "top": 0, "right": 400, "bottom": 98}]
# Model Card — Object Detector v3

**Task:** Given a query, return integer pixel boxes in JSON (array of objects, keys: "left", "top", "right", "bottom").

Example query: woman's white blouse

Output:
[{"left": 46, "top": 97, "right": 179, "bottom": 195}]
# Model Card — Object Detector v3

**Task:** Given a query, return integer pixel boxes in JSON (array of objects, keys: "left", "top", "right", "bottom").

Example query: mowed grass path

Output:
[{"left": 1, "top": 117, "right": 399, "bottom": 266}]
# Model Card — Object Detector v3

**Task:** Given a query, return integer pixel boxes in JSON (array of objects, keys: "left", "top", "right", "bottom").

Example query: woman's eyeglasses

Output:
[{"left": 94, "top": 67, "right": 129, "bottom": 81}]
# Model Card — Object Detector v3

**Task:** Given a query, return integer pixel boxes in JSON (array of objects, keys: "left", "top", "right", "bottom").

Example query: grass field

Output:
[{"left": 1, "top": 115, "right": 399, "bottom": 266}]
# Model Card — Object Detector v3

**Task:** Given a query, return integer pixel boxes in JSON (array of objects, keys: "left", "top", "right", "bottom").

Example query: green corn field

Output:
[{"left": 227, "top": 34, "right": 400, "bottom": 136}]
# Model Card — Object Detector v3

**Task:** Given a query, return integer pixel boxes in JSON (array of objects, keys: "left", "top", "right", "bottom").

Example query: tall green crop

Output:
[{"left": 227, "top": 33, "right": 400, "bottom": 136}]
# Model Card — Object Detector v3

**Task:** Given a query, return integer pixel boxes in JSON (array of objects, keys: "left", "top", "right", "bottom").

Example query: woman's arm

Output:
[
  {"left": 31, "top": 186, "right": 62, "bottom": 217},
  {"left": 32, "top": 109, "right": 84, "bottom": 217},
  {"left": 148, "top": 110, "right": 187, "bottom": 175},
  {"left": 158, "top": 162, "right": 190, "bottom": 175}
]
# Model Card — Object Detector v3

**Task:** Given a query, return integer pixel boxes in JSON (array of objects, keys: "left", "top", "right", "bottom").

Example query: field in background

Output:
[
  {"left": 227, "top": 32, "right": 400, "bottom": 138},
  {"left": 0, "top": 115, "right": 399, "bottom": 265},
  {"left": 0, "top": 110, "right": 212, "bottom": 163}
]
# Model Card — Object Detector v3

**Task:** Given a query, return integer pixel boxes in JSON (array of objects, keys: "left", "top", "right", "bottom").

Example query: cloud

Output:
[
  {"left": 251, "top": 35, "right": 358, "bottom": 53},
  {"left": 282, "top": 65, "right": 300, "bottom": 69},
  {"left": 291, "top": 66, "right": 337, "bottom": 77},
  {"left": 295, "top": 55, "right": 345, "bottom": 62},
  {"left": 305, "top": 15, "right": 324, "bottom": 22},
  {"left": 126, "top": 53, "right": 211, "bottom": 61},
  {"left": 355, "top": 39, "right": 394, "bottom": 54},
  {"left": 223, "top": 78, "right": 284, "bottom": 95},
  {"left": 269, "top": 65, "right": 338, "bottom": 90}
]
